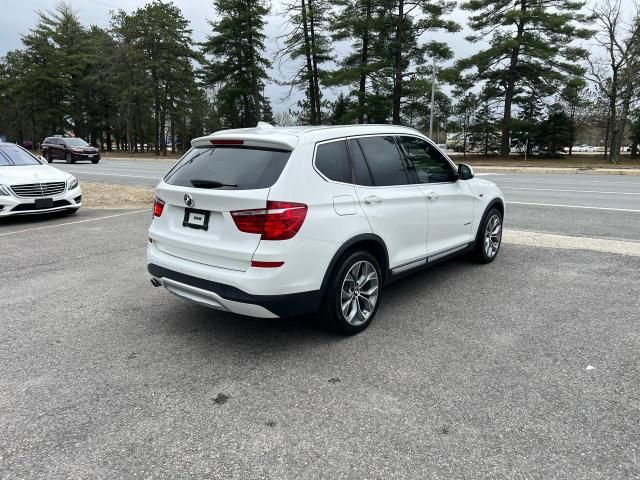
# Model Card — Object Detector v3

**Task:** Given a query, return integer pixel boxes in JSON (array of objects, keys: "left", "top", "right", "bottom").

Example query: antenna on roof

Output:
[{"left": 256, "top": 121, "right": 274, "bottom": 130}]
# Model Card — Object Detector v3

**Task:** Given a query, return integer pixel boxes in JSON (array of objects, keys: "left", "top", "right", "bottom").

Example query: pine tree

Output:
[
  {"left": 327, "top": 0, "right": 390, "bottom": 123},
  {"left": 278, "top": 0, "right": 332, "bottom": 124},
  {"left": 201, "top": 0, "right": 271, "bottom": 127},
  {"left": 459, "top": 0, "right": 593, "bottom": 156},
  {"left": 125, "top": 1, "right": 196, "bottom": 155},
  {"left": 382, "top": 0, "right": 458, "bottom": 124}
]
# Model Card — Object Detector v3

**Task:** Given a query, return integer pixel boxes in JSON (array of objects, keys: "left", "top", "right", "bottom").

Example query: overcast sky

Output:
[{"left": 0, "top": 0, "right": 634, "bottom": 113}]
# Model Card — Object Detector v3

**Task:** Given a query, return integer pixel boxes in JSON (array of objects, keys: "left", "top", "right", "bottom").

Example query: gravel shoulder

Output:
[{"left": 81, "top": 181, "right": 154, "bottom": 209}]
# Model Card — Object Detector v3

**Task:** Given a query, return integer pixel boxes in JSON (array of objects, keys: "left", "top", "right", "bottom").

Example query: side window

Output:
[
  {"left": 347, "top": 139, "right": 373, "bottom": 186},
  {"left": 398, "top": 136, "right": 457, "bottom": 184},
  {"left": 315, "top": 140, "right": 351, "bottom": 183},
  {"left": 356, "top": 136, "right": 409, "bottom": 186}
]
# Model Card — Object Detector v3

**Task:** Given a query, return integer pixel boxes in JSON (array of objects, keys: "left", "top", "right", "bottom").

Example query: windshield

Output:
[
  {"left": 0, "top": 145, "right": 41, "bottom": 166},
  {"left": 65, "top": 138, "right": 89, "bottom": 147},
  {"left": 164, "top": 146, "right": 291, "bottom": 190}
]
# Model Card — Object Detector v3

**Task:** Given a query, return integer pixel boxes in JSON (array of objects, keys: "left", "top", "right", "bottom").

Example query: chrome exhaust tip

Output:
[{"left": 150, "top": 277, "right": 162, "bottom": 287}]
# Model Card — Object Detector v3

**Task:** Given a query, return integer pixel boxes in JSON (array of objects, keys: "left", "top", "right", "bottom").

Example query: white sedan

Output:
[
  {"left": 576, "top": 144, "right": 596, "bottom": 152},
  {"left": 0, "top": 143, "right": 82, "bottom": 217}
]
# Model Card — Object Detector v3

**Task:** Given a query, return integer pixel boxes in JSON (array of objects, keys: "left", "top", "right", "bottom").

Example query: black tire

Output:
[
  {"left": 45, "top": 152, "right": 52, "bottom": 163},
  {"left": 317, "top": 250, "right": 382, "bottom": 335},
  {"left": 470, "top": 207, "right": 503, "bottom": 263},
  {"left": 65, "top": 152, "right": 75, "bottom": 164},
  {"left": 91, "top": 158, "right": 99, "bottom": 164}
]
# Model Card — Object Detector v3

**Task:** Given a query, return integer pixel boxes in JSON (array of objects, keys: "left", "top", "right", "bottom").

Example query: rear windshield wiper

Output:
[{"left": 190, "top": 179, "right": 238, "bottom": 188}]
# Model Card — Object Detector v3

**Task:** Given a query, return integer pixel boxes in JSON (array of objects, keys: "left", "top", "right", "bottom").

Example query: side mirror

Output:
[{"left": 458, "top": 163, "right": 474, "bottom": 180}]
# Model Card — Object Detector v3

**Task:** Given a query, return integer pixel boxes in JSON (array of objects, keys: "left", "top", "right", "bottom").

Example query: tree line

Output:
[{"left": 0, "top": 0, "right": 638, "bottom": 162}]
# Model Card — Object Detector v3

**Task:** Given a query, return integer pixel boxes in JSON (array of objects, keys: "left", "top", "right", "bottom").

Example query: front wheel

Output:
[
  {"left": 65, "top": 152, "right": 75, "bottom": 164},
  {"left": 45, "top": 152, "right": 52, "bottom": 163},
  {"left": 318, "top": 251, "right": 382, "bottom": 335},
  {"left": 470, "top": 208, "right": 503, "bottom": 263}
]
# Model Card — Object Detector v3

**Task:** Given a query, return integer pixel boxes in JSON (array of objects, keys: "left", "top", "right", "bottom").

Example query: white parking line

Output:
[
  {"left": 504, "top": 229, "right": 640, "bottom": 257},
  {"left": 64, "top": 170, "right": 160, "bottom": 180},
  {"left": 0, "top": 210, "right": 150, "bottom": 237},
  {"left": 501, "top": 187, "right": 640, "bottom": 195},
  {"left": 497, "top": 177, "right": 640, "bottom": 187},
  {"left": 506, "top": 201, "right": 640, "bottom": 213}
]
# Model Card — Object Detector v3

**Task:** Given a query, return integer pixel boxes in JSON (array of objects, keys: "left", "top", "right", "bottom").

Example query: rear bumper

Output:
[{"left": 148, "top": 263, "right": 322, "bottom": 318}]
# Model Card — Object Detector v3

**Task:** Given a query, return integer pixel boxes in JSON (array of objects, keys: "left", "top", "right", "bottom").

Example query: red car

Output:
[{"left": 41, "top": 137, "right": 100, "bottom": 164}]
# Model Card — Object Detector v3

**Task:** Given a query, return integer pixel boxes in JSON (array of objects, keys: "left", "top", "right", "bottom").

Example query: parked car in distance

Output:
[
  {"left": 576, "top": 144, "right": 596, "bottom": 153},
  {"left": 147, "top": 123, "right": 505, "bottom": 334},
  {"left": 42, "top": 137, "right": 100, "bottom": 164},
  {"left": 0, "top": 143, "right": 81, "bottom": 217}
]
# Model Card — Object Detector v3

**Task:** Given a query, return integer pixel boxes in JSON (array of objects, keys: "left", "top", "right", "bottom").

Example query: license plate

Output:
[
  {"left": 35, "top": 198, "right": 53, "bottom": 209},
  {"left": 182, "top": 208, "right": 210, "bottom": 231},
  {"left": 88, "top": 154, "right": 95, "bottom": 158}
]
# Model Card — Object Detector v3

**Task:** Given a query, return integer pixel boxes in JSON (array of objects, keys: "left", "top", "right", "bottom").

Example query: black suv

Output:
[{"left": 42, "top": 137, "right": 100, "bottom": 164}]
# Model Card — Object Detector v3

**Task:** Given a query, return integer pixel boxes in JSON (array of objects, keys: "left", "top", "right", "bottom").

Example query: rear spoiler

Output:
[{"left": 191, "top": 133, "right": 297, "bottom": 151}]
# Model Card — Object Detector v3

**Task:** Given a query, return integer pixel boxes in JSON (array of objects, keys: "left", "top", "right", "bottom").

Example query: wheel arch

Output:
[
  {"left": 320, "top": 234, "right": 390, "bottom": 294},
  {"left": 475, "top": 197, "right": 504, "bottom": 241}
]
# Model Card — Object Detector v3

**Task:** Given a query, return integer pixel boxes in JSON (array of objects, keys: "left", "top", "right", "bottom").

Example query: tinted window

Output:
[
  {"left": 315, "top": 140, "right": 350, "bottom": 183},
  {"left": 347, "top": 139, "right": 373, "bottom": 186},
  {"left": 398, "top": 136, "right": 456, "bottom": 183},
  {"left": 0, "top": 145, "right": 41, "bottom": 166},
  {"left": 356, "top": 136, "right": 409, "bottom": 186},
  {"left": 165, "top": 146, "right": 291, "bottom": 190}
]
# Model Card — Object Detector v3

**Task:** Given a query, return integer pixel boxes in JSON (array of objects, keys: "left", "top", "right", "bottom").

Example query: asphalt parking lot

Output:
[{"left": 1, "top": 206, "right": 639, "bottom": 478}]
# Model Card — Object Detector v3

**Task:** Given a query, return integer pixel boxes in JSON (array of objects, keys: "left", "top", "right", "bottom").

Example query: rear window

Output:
[
  {"left": 164, "top": 146, "right": 291, "bottom": 190},
  {"left": 315, "top": 140, "right": 350, "bottom": 183}
]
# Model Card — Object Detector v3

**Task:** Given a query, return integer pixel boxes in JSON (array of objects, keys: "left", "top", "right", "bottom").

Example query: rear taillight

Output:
[
  {"left": 153, "top": 196, "right": 165, "bottom": 217},
  {"left": 231, "top": 201, "right": 307, "bottom": 240}
]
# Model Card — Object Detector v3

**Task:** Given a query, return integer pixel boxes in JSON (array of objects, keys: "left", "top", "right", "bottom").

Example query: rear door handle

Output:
[
  {"left": 364, "top": 195, "right": 383, "bottom": 205},
  {"left": 426, "top": 192, "right": 439, "bottom": 200}
]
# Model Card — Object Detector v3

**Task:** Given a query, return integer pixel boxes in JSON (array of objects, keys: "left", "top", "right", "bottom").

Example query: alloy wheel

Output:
[
  {"left": 340, "top": 260, "right": 379, "bottom": 326},
  {"left": 484, "top": 214, "right": 502, "bottom": 258}
]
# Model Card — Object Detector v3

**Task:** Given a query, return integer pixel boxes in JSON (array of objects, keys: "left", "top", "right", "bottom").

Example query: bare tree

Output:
[
  {"left": 273, "top": 110, "right": 295, "bottom": 126},
  {"left": 588, "top": 0, "right": 640, "bottom": 163}
]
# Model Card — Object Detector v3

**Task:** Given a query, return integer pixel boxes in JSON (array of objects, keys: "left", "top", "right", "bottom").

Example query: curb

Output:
[{"left": 472, "top": 166, "right": 640, "bottom": 176}]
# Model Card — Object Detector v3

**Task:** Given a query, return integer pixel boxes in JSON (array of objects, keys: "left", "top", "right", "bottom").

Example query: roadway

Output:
[{"left": 52, "top": 159, "right": 640, "bottom": 242}]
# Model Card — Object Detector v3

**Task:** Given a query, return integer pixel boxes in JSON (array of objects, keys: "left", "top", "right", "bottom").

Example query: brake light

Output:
[
  {"left": 211, "top": 139, "right": 244, "bottom": 145},
  {"left": 153, "top": 196, "right": 165, "bottom": 217},
  {"left": 231, "top": 201, "right": 307, "bottom": 240}
]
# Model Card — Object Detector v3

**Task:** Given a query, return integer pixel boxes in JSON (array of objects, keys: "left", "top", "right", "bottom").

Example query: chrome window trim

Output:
[{"left": 312, "top": 132, "right": 462, "bottom": 189}]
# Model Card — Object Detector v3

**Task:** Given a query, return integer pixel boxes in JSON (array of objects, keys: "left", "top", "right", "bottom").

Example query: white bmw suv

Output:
[{"left": 148, "top": 124, "right": 504, "bottom": 334}]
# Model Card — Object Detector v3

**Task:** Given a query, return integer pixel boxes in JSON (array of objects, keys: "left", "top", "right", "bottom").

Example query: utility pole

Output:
[{"left": 429, "top": 57, "right": 437, "bottom": 139}]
